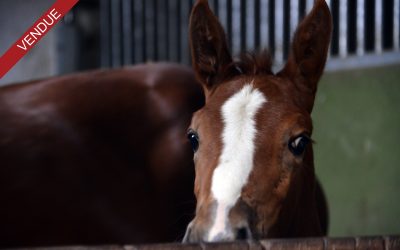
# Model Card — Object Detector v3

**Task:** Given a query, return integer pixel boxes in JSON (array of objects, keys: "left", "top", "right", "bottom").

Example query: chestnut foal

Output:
[{"left": 183, "top": 0, "right": 332, "bottom": 242}]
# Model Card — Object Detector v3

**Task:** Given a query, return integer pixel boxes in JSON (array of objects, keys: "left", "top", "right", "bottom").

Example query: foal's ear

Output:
[
  {"left": 189, "top": 0, "right": 233, "bottom": 90},
  {"left": 279, "top": 0, "right": 332, "bottom": 112}
]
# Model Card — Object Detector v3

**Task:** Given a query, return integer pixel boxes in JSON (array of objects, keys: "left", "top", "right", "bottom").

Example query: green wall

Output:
[{"left": 312, "top": 64, "right": 400, "bottom": 236}]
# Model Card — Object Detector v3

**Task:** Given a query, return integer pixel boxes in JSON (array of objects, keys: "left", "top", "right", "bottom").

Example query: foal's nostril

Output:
[{"left": 236, "top": 227, "right": 249, "bottom": 240}]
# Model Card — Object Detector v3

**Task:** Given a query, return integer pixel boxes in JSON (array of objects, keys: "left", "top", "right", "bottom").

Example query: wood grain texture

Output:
[{"left": 12, "top": 236, "right": 400, "bottom": 250}]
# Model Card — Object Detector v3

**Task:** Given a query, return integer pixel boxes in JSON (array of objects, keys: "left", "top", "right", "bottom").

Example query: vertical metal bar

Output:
[
  {"left": 357, "top": 0, "right": 365, "bottom": 56},
  {"left": 176, "top": 0, "right": 182, "bottom": 62},
  {"left": 131, "top": 0, "right": 136, "bottom": 63},
  {"left": 254, "top": 0, "right": 261, "bottom": 50},
  {"left": 227, "top": 0, "right": 233, "bottom": 49},
  {"left": 141, "top": 0, "right": 147, "bottom": 62},
  {"left": 240, "top": 0, "right": 246, "bottom": 52},
  {"left": 394, "top": 0, "right": 399, "bottom": 50},
  {"left": 326, "top": 0, "right": 331, "bottom": 58},
  {"left": 232, "top": 0, "right": 241, "bottom": 55},
  {"left": 289, "top": 0, "right": 298, "bottom": 40},
  {"left": 260, "top": 0, "right": 269, "bottom": 49},
  {"left": 375, "top": 0, "right": 383, "bottom": 53},
  {"left": 145, "top": 0, "right": 155, "bottom": 61},
  {"left": 275, "top": 0, "right": 284, "bottom": 64},
  {"left": 219, "top": 0, "right": 228, "bottom": 31},
  {"left": 213, "top": 0, "right": 220, "bottom": 16},
  {"left": 168, "top": 0, "right": 178, "bottom": 61},
  {"left": 339, "top": 0, "right": 348, "bottom": 58},
  {"left": 122, "top": 0, "right": 132, "bottom": 65},
  {"left": 133, "top": 0, "right": 143, "bottom": 63},
  {"left": 305, "top": 0, "right": 313, "bottom": 13},
  {"left": 153, "top": 0, "right": 158, "bottom": 61},
  {"left": 157, "top": 0, "right": 168, "bottom": 61},
  {"left": 245, "top": 0, "right": 255, "bottom": 51},
  {"left": 100, "top": 0, "right": 111, "bottom": 67},
  {"left": 165, "top": 0, "right": 170, "bottom": 60},
  {"left": 180, "top": 0, "right": 190, "bottom": 64},
  {"left": 111, "top": 0, "right": 122, "bottom": 67}
]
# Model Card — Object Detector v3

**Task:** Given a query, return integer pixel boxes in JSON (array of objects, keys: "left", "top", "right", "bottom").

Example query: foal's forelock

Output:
[{"left": 208, "top": 84, "right": 267, "bottom": 241}]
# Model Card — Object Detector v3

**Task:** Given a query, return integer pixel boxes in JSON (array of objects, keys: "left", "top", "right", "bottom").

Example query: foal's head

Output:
[{"left": 183, "top": 0, "right": 332, "bottom": 242}]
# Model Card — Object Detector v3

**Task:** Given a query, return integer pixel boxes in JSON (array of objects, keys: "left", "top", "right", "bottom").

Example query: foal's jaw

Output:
[{"left": 185, "top": 0, "right": 332, "bottom": 242}]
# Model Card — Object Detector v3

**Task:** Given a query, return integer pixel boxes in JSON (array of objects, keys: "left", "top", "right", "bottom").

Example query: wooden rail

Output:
[{"left": 16, "top": 236, "right": 400, "bottom": 250}]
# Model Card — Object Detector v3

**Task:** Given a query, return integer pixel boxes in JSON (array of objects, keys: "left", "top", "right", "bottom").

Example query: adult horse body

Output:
[
  {"left": 184, "top": 0, "right": 332, "bottom": 242},
  {"left": 0, "top": 63, "right": 203, "bottom": 247}
]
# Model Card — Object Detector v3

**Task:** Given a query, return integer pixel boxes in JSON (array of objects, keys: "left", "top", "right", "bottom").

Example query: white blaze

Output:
[{"left": 208, "top": 84, "right": 267, "bottom": 241}]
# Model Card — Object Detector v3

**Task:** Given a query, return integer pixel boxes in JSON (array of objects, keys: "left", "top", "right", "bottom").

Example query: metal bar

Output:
[
  {"left": 153, "top": 0, "right": 158, "bottom": 61},
  {"left": 254, "top": 0, "right": 261, "bottom": 50},
  {"left": 213, "top": 0, "right": 219, "bottom": 16},
  {"left": 131, "top": 0, "right": 136, "bottom": 63},
  {"left": 133, "top": 0, "right": 143, "bottom": 63},
  {"left": 157, "top": 0, "right": 168, "bottom": 61},
  {"left": 232, "top": 0, "right": 241, "bottom": 55},
  {"left": 165, "top": 0, "right": 170, "bottom": 60},
  {"left": 176, "top": 0, "right": 182, "bottom": 62},
  {"left": 111, "top": 0, "right": 122, "bottom": 67},
  {"left": 145, "top": 0, "right": 155, "bottom": 61},
  {"left": 227, "top": 0, "right": 233, "bottom": 49},
  {"left": 326, "top": 52, "right": 400, "bottom": 72},
  {"left": 305, "top": 0, "right": 313, "bottom": 14},
  {"left": 289, "top": 0, "right": 298, "bottom": 40},
  {"left": 100, "top": 0, "right": 111, "bottom": 67},
  {"left": 180, "top": 0, "right": 190, "bottom": 65},
  {"left": 245, "top": 0, "right": 255, "bottom": 51},
  {"left": 122, "top": 0, "right": 132, "bottom": 65},
  {"left": 326, "top": 0, "right": 331, "bottom": 58},
  {"left": 141, "top": 0, "right": 147, "bottom": 62},
  {"left": 274, "top": 0, "right": 284, "bottom": 64},
  {"left": 240, "top": 0, "right": 246, "bottom": 52},
  {"left": 375, "top": 0, "right": 383, "bottom": 53},
  {"left": 339, "top": 0, "right": 348, "bottom": 58},
  {"left": 357, "top": 0, "right": 365, "bottom": 56},
  {"left": 219, "top": 0, "right": 228, "bottom": 32},
  {"left": 260, "top": 0, "right": 269, "bottom": 49},
  {"left": 394, "top": 0, "right": 399, "bottom": 51},
  {"left": 168, "top": 0, "right": 178, "bottom": 61}
]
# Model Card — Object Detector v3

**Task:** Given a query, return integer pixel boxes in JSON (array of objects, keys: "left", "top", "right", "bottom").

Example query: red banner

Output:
[{"left": 0, "top": 0, "right": 79, "bottom": 79}]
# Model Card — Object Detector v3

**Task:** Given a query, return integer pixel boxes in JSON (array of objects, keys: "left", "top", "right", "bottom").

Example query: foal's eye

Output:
[
  {"left": 187, "top": 130, "right": 199, "bottom": 152},
  {"left": 288, "top": 135, "right": 310, "bottom": 156}
]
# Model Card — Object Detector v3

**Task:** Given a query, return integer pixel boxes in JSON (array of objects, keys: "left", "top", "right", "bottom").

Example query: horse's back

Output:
[{"left": 0, "top": 63, "right": 203, "bottom": 247}]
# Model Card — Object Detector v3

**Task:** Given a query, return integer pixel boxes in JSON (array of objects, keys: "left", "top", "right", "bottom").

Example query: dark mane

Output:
[{"left": 220, "top": 50, "right": 273, "bottom": 82}]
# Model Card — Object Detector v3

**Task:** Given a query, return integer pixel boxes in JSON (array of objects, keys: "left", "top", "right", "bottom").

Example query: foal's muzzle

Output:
[{"left": 182, "top": 221, "right": 252, "bottom": 243}]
